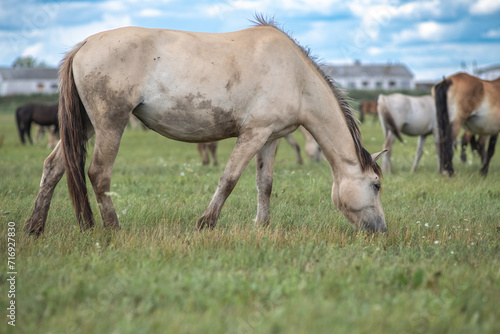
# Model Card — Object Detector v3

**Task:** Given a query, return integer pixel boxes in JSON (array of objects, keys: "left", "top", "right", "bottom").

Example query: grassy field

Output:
[{"left": 1, "top": 94, "right": 499, "bottom": 334}]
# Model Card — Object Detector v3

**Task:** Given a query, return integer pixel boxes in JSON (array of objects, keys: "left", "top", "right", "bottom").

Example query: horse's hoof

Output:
[
  {"left": 196, "top": 217, "right": 216, "bottom": 231},
  {"left": 24, "top": 221, "right": 43, "bottom": 237}
]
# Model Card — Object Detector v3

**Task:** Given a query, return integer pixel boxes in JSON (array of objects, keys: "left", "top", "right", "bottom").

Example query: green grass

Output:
[{"left": 1, "top": 94, "right": 499, "bottom": 334}]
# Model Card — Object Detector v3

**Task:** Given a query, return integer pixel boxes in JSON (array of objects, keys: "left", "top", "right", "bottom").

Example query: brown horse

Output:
[
  {"left": 15, "top": 103, "right": 59, "bottom": 145},
  {"left": 25, "top": 17, "right": 386, "bottom": 236},
  {"left": 360, "top": 100, "right": 378, "bottom": 123},
  {"left": 434, "top": 73, "right": 500, "bottom": 176}
]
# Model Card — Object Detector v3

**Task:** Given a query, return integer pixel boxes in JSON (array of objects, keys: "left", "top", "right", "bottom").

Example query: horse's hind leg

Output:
[
  {"left": 381, "top": 132, "right": 395, "bottom": 173},
  {"left": 25, "top": 142, "right": 66, "bottom": 235},
  {"left": 197, "top": 143, "right": 210, "bottom": 165},
  {"left": 255, "top": 140, "right": 279, "bottom": 227},
  {"left": 87, "top": 125, "right": 128, "bottom": 230},
  {"left": 284, "top": 134, "right": 303, "bottom": 165},
  {"left": 460, "top": 132, "right": 470, "bottom": 163},
  {"left": 196, "top": 128, "right": 272, "bottom": 230},
  {"left": 209, "top": 142, "right": 218, "bottom": 166},
  {"left": 411, "top": 135, "right": 427, "bottom": 172},
  {"left": 480, "top": 134, "right": 498, "bottom": 176},
  {"left": 24, "top": 120, "right": 33, "bottom": 145}
]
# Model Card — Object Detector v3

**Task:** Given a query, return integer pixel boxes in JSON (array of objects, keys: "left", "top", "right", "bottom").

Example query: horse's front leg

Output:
[
  {"left": 255, "top": 140, "right": 279, "bottom": 227},
  {"left": 196, "top": 128, "right": 272, "bottom": 230},
  {"left": 411, "top": 135, "right": 427, "bottom": 172},
  {"left": 25, "top": 141, "right": 66, "bottom": 235},
  {"left": 381, "top": 132, "right": 395, "bottom": 174}
]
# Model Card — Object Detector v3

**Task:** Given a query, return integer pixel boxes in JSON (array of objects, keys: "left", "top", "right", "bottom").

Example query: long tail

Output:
[
  {"left": 434, "top": 78, "right": 454, "bottom": 176},
  {"left": 58, "top": 41, "right": 95, "bottom": 230},
  {"left": 15, "top": 107, "right": 25, "bottom": 144},
  {"left": 378, "top": 96, "right": 403, "bottom": 142}
]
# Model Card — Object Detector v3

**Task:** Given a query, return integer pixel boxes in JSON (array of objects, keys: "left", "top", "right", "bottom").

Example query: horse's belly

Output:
[
  {"left": 402, "top": 117, "right": 433, "bottom": 136},
  {"left": 133, "top": 103, "right": 240, "bottom": 142},
  {"left": 464, "top": 101, "right": 500, "bottom": 135}
]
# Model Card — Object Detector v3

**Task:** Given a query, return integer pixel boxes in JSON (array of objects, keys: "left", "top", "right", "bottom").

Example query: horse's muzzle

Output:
[{"left": 362, "top": 216, "right": 387, "bottom": 233}]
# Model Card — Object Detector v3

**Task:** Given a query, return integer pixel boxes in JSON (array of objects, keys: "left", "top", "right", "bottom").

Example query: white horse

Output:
[
  {"left": 25, "top": 17, "right": 386, "bottom": 235},
  {"left": 377, "top": 93, "right": 438, "bottom": 173}
]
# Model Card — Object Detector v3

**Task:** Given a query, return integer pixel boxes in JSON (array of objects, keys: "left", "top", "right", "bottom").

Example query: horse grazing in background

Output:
[
  {"left": 24, "top": 16, "right": 387, "bottom": 236},
  {"left": 199, "top": 126, "right": 321, "bottom": 167},
  {"left": 283, "top": 126, "right": 322, "bottom": 164},
  {"left": 377, "top": 94, "right": 438, "bottom": 173},
  {"left": 197, "top": 142, "right": 219, "bottom": 166},
  {"left": 297, "top": 126, "right": 322, "bottom": 162},
  {"left": 16, "top": 103, "right": 59, "bottom": 145},
  {"left": 360, "top": 100, "right": 378, "bottom": 123},
  {"left": 434, "top": 73, "right": 500, "bottom": 176},
  {"left": 460, "top": 132, "right": 487, "bottom": 164}
]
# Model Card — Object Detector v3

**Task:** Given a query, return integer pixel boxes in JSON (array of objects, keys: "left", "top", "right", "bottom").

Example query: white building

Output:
[
  {"left": 474, "top": 64, "right": 500, "bottom": 81},
  {"left": 321, "top": 61, "right": 415, "bottom": 90},
  {"left": 0, "top": 67, "right": 59, "bottom": 96}
]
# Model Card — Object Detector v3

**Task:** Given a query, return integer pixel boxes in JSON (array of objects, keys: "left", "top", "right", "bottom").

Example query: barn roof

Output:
[
  {"left": 0, "top": 67, "right": 58, "bottom": 80},
  {"left": 321, "top": 62, "right": 414, "bottom": 78}
]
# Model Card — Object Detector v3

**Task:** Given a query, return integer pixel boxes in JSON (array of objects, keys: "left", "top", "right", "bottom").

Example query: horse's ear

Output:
[{"left": 371, "top": 149, "right": 387, "bottom": 163}]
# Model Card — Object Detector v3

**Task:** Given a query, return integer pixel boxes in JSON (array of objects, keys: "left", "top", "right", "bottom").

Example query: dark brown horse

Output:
[{"left": 16, "top": 103, "right": 59, "bottom": 145}]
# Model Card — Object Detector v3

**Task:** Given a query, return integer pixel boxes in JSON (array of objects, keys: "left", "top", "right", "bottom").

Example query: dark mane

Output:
[{"left": 251, "top": 14, "right": 382, "bottom": 177}]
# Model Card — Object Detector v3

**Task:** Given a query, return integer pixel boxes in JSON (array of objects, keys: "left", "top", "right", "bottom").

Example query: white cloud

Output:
[
  {"left": 392, "top": 21, "right": 459, "bottom": 43},
  {"left": 348, "top": 0, "right": 442, "bottom": 20},
  {"left": 470, "top": 0, "right": 500, "bottom": 15},
  {"left": 58, "top": 14, "right": 133, "bottom": 47},
  {"left": 483, "top": 27, "right": 500, "bottom": 38},
  {"left": 367, "top": 46, "right": 383, "bottom": 55},
  {"left": 205, "top": 0, "right": 344, "bottom": 17},
  {"left": 22, "top": 42, "right": 44, "bottom": 58},
  {"left": 139, "top": 9, "right": 163, "bottom": 17}
]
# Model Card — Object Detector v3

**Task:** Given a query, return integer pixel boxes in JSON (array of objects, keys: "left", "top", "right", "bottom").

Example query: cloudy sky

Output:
[{"left": 1, "top": 0, "right": 500, "bottom": 81}]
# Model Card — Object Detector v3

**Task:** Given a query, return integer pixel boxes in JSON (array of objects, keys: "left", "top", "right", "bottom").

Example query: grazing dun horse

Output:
[
  {"left": 434, "top": 72, "right": 500, "bottom": 176},
  {"left": 24, "top": 17, "right": 387, "bottom": 236},
  {"left": 377, "top": 94, "right": 438, "bottom": 173}
]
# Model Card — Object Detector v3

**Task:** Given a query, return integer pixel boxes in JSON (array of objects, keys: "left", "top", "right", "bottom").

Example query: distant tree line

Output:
[{"left": 11, "top": 56, "right": 48, "bottom": 69}]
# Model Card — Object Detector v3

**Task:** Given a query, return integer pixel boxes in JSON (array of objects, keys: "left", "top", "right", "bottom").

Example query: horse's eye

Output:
[{"left": 373, "top": 182, "right": 381, "bottom": 192}]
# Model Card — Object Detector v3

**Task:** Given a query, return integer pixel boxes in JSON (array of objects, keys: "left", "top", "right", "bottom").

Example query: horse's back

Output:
[
  {"left": 447, "top": 73, "right": 500, "bottom": 134},
  {"left": 72, "top": 26, "right": 307, "bottom": 142}
]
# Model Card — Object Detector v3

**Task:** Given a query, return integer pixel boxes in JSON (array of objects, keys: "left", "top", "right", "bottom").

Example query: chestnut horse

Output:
[
  {"left": 25, "top": 17, "right": 386, "bottom": 235},
  {"left": 434, "top": 73, "right": 500, "bottom": 176}
]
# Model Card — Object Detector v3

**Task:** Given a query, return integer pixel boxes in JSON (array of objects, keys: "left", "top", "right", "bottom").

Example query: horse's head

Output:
[{"left": 331, "top": 150, "right": 387, "bottom": 233}]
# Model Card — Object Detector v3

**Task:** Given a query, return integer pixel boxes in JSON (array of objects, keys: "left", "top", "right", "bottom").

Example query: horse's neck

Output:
[{"left": 302, "top": 82, "right": 361, "bottom": 179}]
